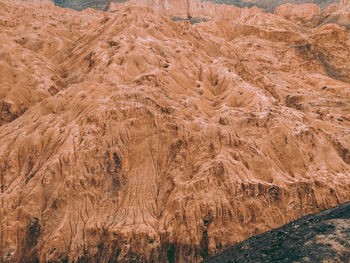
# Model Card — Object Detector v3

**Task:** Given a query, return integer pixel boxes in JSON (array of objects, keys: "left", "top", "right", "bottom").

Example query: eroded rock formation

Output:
[
  {"left": 274, "top": 3, "right": 321, "bottom": 24},
  {"left": 0, "top": 0, "right": 350, "bottom": 262}
]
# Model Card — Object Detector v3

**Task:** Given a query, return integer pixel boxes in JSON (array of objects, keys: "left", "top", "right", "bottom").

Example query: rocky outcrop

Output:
[
  {"left": 0, "top": 0, "right": 350, "bottom": 263},
  {"left": 321, "top": 0, "right": 350, "bottom": 29},
  {"left": 204, "top": 201, "right": 350, "bottom": 263},
  {"left": 274, "top": 3, "right": 320, "bottom": 24}
]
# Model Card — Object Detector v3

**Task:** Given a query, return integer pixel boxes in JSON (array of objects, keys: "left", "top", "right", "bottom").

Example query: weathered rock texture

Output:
[
  {"left": 321, "top": 0, "right": 350, "bottom": 29},
  {"left": 0, "top": 0, "right": 350, "bottom": 262},
  {"left": 274, "top": 3, "right": 321, "bottom": 24}
]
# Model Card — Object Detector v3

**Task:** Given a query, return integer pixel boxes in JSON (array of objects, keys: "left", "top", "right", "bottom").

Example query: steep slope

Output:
[
  {"left": 204, "top": 201, "right": 350, "bottom": 263},
  {"left": 0, "top": 1, "right": 68, "bottom": 126},
  {"left": 1, "top": 1, "right": 350, "bottom": 263}
]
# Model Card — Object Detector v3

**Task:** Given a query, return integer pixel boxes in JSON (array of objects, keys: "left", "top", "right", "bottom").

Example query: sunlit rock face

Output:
[
  {"left": 274, "top": 3, "right": 321, "bottom": 24},
  {"left": 0, "top": 0, "right": 350, "bottom": 262}
]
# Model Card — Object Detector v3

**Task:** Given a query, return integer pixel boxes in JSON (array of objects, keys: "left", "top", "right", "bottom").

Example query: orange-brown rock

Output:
[
  {"left": 274, "top": 3, "right": 321, "bottom": 24},
  {"left": 0, "top": 0, "right": 350, "bottom": 263},
  {"left": 321, "top": 0, "right": 350, "bottom": 29}
]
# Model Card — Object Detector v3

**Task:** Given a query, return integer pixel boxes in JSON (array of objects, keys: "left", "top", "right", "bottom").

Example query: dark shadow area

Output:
[{"left": 204, "top": 202, "right": 350, "bottom": 263}]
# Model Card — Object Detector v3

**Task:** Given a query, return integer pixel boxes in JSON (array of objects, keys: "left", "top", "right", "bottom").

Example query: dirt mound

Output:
[{"left": 0, "top": 0, "right": 350, "bottom": 262}]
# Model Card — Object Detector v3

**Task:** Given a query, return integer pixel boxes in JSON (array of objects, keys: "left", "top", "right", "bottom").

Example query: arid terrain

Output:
[{"left": 0, "top": 0, "right": 350, "bottom": 262}]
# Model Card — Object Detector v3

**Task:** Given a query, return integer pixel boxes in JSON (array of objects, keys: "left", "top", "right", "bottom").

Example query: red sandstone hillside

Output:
[{"left": 0, "top": 0, "right": 350, "bottom": 262}]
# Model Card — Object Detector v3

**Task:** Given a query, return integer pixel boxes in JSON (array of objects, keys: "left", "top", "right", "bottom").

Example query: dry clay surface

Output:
[{"left": 1, "top": 0, "right": 350, "bottom": 262}]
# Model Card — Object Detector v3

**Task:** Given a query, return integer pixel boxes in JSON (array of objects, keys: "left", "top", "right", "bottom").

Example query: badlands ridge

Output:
[{"left": 0, "top": 0, "right": 350, "bottom": 262}]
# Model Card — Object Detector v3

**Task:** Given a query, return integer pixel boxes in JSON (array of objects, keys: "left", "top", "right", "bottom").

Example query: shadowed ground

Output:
[{"left": 204, "top": 202, "right": 350, "bottom": 263}]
